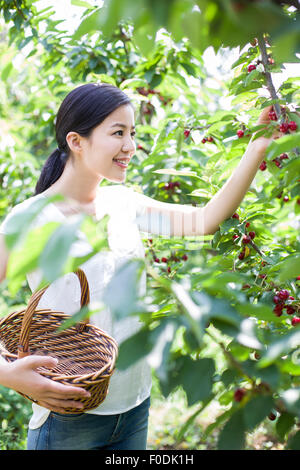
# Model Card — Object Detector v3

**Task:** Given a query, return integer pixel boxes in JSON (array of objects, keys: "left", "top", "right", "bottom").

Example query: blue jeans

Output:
[{"left": 27, "top": 396, "right": 150, "bottom": 450}]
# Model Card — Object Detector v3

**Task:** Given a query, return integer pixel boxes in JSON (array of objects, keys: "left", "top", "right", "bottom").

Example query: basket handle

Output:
[{"left": 17, "top": 269, "right": 90, "bottom": 359}]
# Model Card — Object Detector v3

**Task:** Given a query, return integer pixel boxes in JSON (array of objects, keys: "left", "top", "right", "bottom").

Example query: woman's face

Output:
[{"left": 79, "top": 104, "right": 136, "bottom": 183}]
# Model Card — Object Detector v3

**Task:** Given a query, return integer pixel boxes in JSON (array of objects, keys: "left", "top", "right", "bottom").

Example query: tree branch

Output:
[{"left": 257, "top": 33, "right": 281, "bottom": 119}]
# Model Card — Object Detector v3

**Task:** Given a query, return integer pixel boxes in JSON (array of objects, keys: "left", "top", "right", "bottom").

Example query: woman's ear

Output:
[{"left": 66, "top": 131, "right": 84, "bottom": 154}]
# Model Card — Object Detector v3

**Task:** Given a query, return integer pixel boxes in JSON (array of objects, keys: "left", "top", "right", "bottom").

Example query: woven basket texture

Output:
[{"left": 0, "top": 269, "right": 118, "bottom": 413}]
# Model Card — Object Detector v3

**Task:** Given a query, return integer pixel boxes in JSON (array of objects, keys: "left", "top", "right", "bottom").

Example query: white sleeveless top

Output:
[{"left": 0, "top": 184, "right": 153, "bottom": 429}]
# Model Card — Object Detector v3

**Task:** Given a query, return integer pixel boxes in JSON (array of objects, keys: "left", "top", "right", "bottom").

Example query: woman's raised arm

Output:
[{"left": 135, "top": 106, "right": 281, "bottom": 237}]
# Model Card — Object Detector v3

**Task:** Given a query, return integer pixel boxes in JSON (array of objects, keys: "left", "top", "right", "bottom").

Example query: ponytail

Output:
[{"left": 34, "top": 148, "right": 68, "bottom": 195}]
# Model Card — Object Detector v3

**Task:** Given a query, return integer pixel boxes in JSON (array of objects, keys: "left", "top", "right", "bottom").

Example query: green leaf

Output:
[
  {"left": 57, "top": 306, "right": 102, "bottom": 331},
  {"left": 237, "top": 303, "right": 283, "bottom": 325},
  {"left": 6, "top": 222, "right": 60, "bottom": 296},
  {"left": 287, "top": 430, "right": 300, "bottom": 450},
  {"left": 117, "top": 320, "right": 177, "bottom": 371},
  {"left": 102, "top": 258, "right": 146, "bottom": 319},
  {"left": 39, "top": 214, "right": 85, "bottom": 282},
  {"left": 218, "top": 409, "right": 246, "bottom": 450},
  {"left": 266, "top": 133, "right": 300, "bottom": 160},
  {"left": 258, "top": 330, "right": 300, "bottom": 368},
  {"left": 1, "top": 62, "right": 13, "bottom": 81},
  {"left": 73, "top": 9, "right": 101, "bottom": 39},
  {"left": 243, "top": 395, "right": 274, "bottom": 431},
  {"left": 3, "top": 195, "right": 63, "bottom": 250},
  {"left": 276, "top": 255, "right": 300, "bottom": 282},
  {"left": 172, "top": 356, "right": 215, "bottom": 407},
  {"left": 276, "top": 412, "right": 296, "bottom": 441},
  {"left": 71, "top": 0, "right": 95, "bottom": 8},
  {"left": 116, "top": 328, "right": 151, "bottom": 370}
]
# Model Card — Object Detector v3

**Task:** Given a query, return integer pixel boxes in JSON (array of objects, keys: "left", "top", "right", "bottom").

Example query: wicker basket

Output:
[{"left": 0, "top": 269, "right": 118, "bottom": 413}]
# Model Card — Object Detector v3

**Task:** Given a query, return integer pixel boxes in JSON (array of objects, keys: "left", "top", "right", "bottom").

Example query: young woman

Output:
[{"left": 0, "top": 83, "right": 280, "bottom": 450}]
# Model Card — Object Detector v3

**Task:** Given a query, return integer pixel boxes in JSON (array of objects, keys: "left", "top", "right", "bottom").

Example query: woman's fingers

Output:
[
  {"left": 37, "top": 399, "right": 85, "bottom": 414},
  {"left": 9, "top": 355, "right": 91, "bottom": 407},
  {"left": 256, "top": 105, "right": 273, "bottom": 125},
  {"left": 46, "top": 381, "right": 91, "bottom": 400}
]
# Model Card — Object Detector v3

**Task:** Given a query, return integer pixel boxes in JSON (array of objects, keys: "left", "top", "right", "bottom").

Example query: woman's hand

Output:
[
  {"left": 2, "top": 355, "right": 90, "bottom": 413},
  {"left": 249, "top": 105, "right": 283, "bottom": 157}
]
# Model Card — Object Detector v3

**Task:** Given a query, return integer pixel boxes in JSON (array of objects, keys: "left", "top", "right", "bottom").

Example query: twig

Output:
[{"left": 249, "top": 239, "right": 264, "bottom": 257}]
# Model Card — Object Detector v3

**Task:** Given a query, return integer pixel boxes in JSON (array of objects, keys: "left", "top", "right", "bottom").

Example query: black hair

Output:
[{"left": 34, "top": 83, "right": 132, "bottom": 195}]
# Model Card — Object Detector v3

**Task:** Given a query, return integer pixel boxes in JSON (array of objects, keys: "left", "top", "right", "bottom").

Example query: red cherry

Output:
[
  {"left": 232, "top": 234, "right": 239, "bottom": 240},
  {"left": 238, "top": 252, "right": 245, "bottom": 260},
  {"left": 273, "top": 295, "right": 282, "bottom": 305},
  {"left": 273, "top": 158, "right": 281, "bottom": 168},
  {"left": 234, "top": 388, "right": 246, "bottom": 402},
  {"left": 161, "top": 257, "right": 168, "bottom": 263},
  {"left": 184, "top": 129, "right": 190, "bottom": 138},
  {"left": 278, "top": 289, "right": 290, "bottom": 300},
  {"left": 154, "top": 257, "right": 160, "bottom": 263},
  {"left": 297, "top": 199, "right": 300, "bottom": 205},
  {"left": 247, "top": 64, "right": 256, "bottom": 72},
  {"left": 207, "top": 136, "right": 214, "bottom": 142},
  {"left": 273, "top": 304, "right": 284, "bottom": 316},
  {"left": 268, "top": 111, "right": 277, "bottom": 121},
  {"left": 289, "top": 296, "right": 295, "bottom": 300},
  {"left": 292, "top": 317, "right": 300, "bottom": 326},
  {"left": 248, "top": 231, "right": 255, "bottom": 239},
  {"left": 279, "top": 153, "right": 288, "bottom": 160},
  {"left": 297, "top": 276, "right": 300, "bottom": 281},
  {"left": 167, "top": 266, "right": 171, "bottom": 273},
  {"left": 286, "top": 306, "right": 296, "bottom": 315},
  {"left": 245, "top": 222, "right": 250, "bottom": 228},
  {"left": 137, "top": 87, "right": 150, "bottom": 96},
  {"left": 201, "top": 137, "right": 207, "bottom": 143},
  {"left": 283, "top": 195, "right": 289, "bottom": 202},
  {"left": 232, "top": 213, "right": 239, "bottom": 220},
  {"left": 182, "top": 254, "right": 188, "bottom": 261},
  {"left": 268, "top": 412, "right": 277, "bottom": 421},
  {"left": 242, "top": 234, "right": 251, "bottom": 244},
  {"left": 288, "top": 121, "right": 298, "bottom": 131},
  {"left": 259, "top": 161, "right": 267, "bottom": 171},
  {"left": 237, "top": 129, "right": 244, "bottom": 138},
  {"left": 279, "top": 122, "right": 289, "bottom": 133}
]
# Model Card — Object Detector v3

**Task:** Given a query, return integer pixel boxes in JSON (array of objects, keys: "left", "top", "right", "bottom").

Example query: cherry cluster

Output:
[
  {"left": 267, "top": 107, "right": 298, "bottom": 133},
  {"left": 201, "top": 136, "right": 214, "bottom": 144},
  {"left": 260, "top": 152, "right": 290, "bottom": 172},
  {"left": 137, "top": 87, "right": 172, "bottom": 112},
  {"left": 184, "top": 129, "right": 214, "bottom": 143},
  {"left": 272, "top": 289, "right": 300, "bottom": 325},
  {"left": 233, "top": 387, "right": 279, "bottom": 421},
  {"left": 147, "top": 239, "right": 189, "bottom": 275}
]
